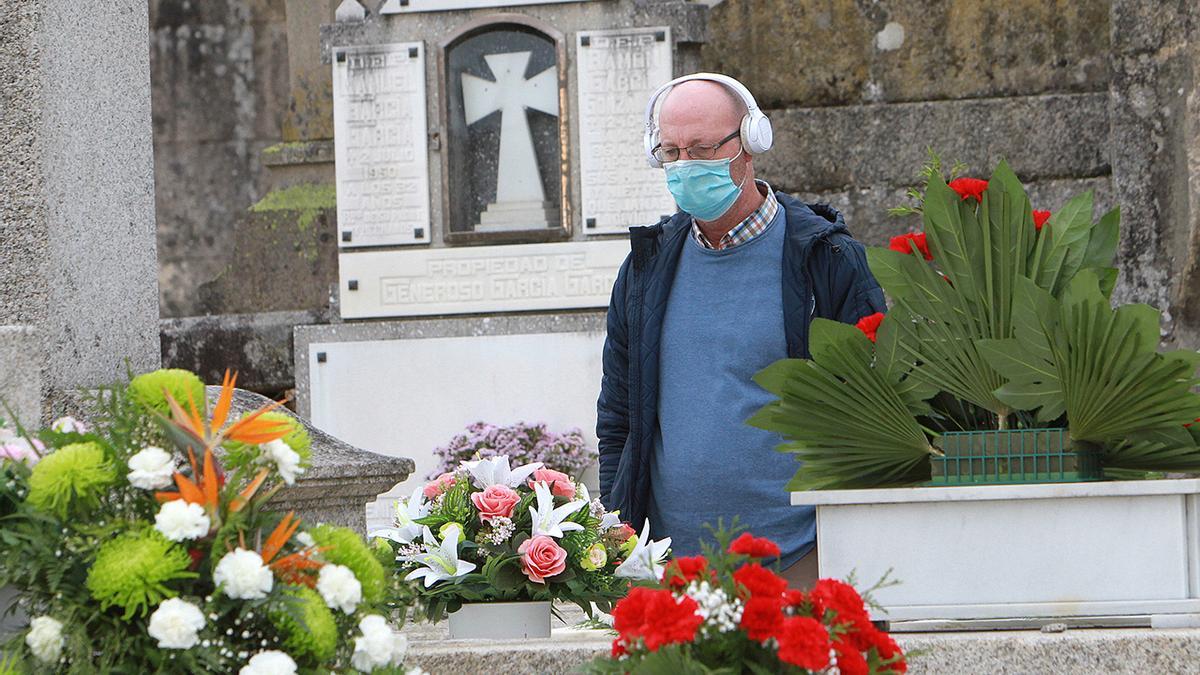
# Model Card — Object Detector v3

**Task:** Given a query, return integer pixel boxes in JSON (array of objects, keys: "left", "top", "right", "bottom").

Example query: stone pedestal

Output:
[
  {"left": 0, "top": 0, "right": 161, "bottom": 426},
  {"left": 206, "top": 386, "right": 413, "bottom": 532}
]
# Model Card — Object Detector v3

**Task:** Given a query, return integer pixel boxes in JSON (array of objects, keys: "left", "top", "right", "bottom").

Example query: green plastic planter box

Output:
[{"left": 929, "top": 428, "right": 1102, "bottom": 485}]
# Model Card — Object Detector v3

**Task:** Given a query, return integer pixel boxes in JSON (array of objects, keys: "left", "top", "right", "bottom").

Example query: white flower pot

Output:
[
  {"left": 447, "top": 601, "right": 552, "bottom": 639},
  {"left": 792, "top": 478, "right": 1200, "bottom": 629}
]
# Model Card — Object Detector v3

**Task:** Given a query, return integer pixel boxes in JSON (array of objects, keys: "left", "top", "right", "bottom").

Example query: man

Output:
[{"left": 596, "top": 73, "right": 885, "bottom": 585}]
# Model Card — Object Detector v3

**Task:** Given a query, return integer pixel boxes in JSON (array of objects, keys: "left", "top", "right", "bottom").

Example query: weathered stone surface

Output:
[
  {"left": 196, "top": 184, "right": 339, "bottom": 315},
  {"left": 206, "top": 386, "right": 413, "bottom": 532},
  {"left": 0, "top": 326, "right": 44, "bottom": 429},
  {"left": 162, "top": 310, "right": 329, "bottom": 396},
  {"left": 150, "top": 0, "right": 291, "bottom": 318},
  {"left": 759, "top": 93, "right": 1111, "bottom": 193},
  {"left": 795, "top": 176, "right": 1114, "bottom": 249},
  {"left": 704, "top": 0, "right": 1111, "bottom": 108},
  {"left": 401, "top": 626, "right": 1200, "bottom": 674},
  {"left": 1105, "top": 0, "right": 1198, "bottom": 344},
  {"left": 1, "top": 0, "right": 161, "bottom": 421}
]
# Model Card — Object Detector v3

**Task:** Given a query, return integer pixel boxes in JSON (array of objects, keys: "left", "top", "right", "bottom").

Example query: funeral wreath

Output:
[
  {"left": 750, "top": 155, "right": 1200, "bottom": 490},
  {"left": 0, "top": 368, "right": 417, "bottom": 674},
  {"left": 373, "top": 454, "right": 669, "bottom": 622}
]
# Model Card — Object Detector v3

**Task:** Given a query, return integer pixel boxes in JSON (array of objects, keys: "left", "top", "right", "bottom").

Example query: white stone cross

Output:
[{"left": 462, "top": 52, "right": 558, "bottom": 228}]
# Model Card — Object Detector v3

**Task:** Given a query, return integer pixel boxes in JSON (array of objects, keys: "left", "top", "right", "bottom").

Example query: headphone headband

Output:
[{"left": 643, "top": 72, "right": 773, "bottom": 168}]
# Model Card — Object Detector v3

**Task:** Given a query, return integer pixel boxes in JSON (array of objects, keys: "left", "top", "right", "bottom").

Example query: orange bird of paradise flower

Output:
[{"left": 155, "top": 370, "right": 293, "bottom": 518}]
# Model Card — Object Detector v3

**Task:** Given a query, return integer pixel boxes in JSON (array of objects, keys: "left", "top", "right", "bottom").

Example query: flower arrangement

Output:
[
  {"left": 584, "top": 526, "right": 905, "bottom": 674},
  {"left": 374, "top": 455, "right": 667, "bottom": 621},
  {"left": 0, "top": 368, "right": 417, "bottom": 673},
  {"left": 750, "top": 155, "right": 1200, "bottom": 490},
  {"left": 428, "top": 421, "right": 595, "bottom": 480}
]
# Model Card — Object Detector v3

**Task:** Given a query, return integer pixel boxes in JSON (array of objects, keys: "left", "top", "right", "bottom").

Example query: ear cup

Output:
[
  {"left": 739, "top": 114, "right": 754, "bottom": 154},
  {"left": 751, "top": 114, "right": 773, "bottom": 154},
  {"left": 645, "top": 126, "right": 662, "bottom": 168}
]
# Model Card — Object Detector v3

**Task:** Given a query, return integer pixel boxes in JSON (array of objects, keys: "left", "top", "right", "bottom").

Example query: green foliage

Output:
[
  {"left": 126, "top": 368, "right": 206, "bottom": 416},
  {"left": 85, "top": 529, "right": 197, "bottom": 619},
  {"left": 269, "top": 586, "right": 338, "bottom": 662},
  {"left": 979, "top": 273, "right": 1200, "bottom": 468},
  {"left": 749, "top": 319, "right": 937, "bottom": 490},
  {"left": 310, "top": 524, "right": 387, "bottom": 604},
  {"left": 25, "top": 442, "right": 117, "bottom": 518}
]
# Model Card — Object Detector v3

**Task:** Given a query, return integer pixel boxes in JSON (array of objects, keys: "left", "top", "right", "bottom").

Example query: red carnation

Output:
[
  {"left": 775, "top": 616, "right": 832, "bottom": 671},
  {"left": 948, "top": 177, "right": 988, "bottom": 202},
  {"left": 611, "top": 586, "right": 703, "bottom": 652},
  {"left": 729, "top": 532, "right": 782, "bottom": 559},
  {"left": 888, "top": 232, "right": 933, "bottom": 261},
  {"left": 733, "top": 563, "right": 788, "bottom": 599},
  {"left": 866, "top": 629, "right": 907, "bottom": 673},
  {"left": 834, "top": 639, "right": 870, "bottom": 675},
  {"left": 811, "top": 578, "right": 874, "bottom": 650},
  {"left": 783, "top": 589, "right": 806, "bottom": 607},
  {"left": 855, "top": 312, "right": 885, "bottom": 343},
  {"left": 663, "top": 555, "right": 711, "bottom": 589},
  {"left": 611, "top": 639, "right": 628, "bottom": 658},
  {"left": 740, "top": 596, "right": 785, "bottom": 642},
  {"left": 1032, "top": 209, "right": 1051, "bottom": 231}
]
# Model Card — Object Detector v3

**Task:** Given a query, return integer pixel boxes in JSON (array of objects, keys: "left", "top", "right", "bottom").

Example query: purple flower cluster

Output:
[{"left": 429, "top": 421, "right": 596, "bottom": 479}]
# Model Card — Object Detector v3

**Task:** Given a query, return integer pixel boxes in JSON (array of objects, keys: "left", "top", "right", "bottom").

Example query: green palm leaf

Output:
[{"left": 749, "top": 319, "right": 935, "bottom": 491}]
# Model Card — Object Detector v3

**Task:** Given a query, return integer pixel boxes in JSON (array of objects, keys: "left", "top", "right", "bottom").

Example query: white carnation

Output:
[
  {"left": 128, "top": 446, "right": 176, "bottom": 490},
  {"left": 296, "top": 531, "right": 316, "bottom": 548},
  {"left": 154, "top": 499, "right": 211, "bottom": 542},
  {"left": 316, "top": 563, "right": 362, "bottom": 614},
  {"left": 239, "top": 650, "right": 297, "bottom": 675},
  {"left": 25, "top": 616, "right": 63, "bottom": 663},
  {"left": 261, "top": 439, "right": 304, "bottom": 485},
  {"left": 351, "top": 614, "right": 407, "bottom": 670},
  {"left": 51, "top": 416, "right": 88, "bottom": 434},
  {"left": 213, "top": 548, "right": 273, "bottom": 600},
  {"left": 147, "top": 598, "right": 205, "bottom": 649}
]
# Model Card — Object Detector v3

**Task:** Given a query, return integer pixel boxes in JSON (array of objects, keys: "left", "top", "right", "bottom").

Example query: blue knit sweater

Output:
[{"left": 648, "top": 208, "right": 815, "bottom": 567}]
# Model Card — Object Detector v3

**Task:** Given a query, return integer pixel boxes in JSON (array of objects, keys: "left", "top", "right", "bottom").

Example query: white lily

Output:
[
  {"left": 461, "top": 455, "right": 543, "bottom": 489},
  {"left": 369, "top": 485, "right": 430, "bottom": 544},
  {"left": 402, "top": 526, "right": 476, "bottom": 588},
  {"left": 528, "top": 481, "right": 587, "bottom": 539},
  {"left": 614, "top": 520, "right": 671, "bottom": 581},
  {"left": 599, "top": 511, "right": 622, "bottom": 532}
]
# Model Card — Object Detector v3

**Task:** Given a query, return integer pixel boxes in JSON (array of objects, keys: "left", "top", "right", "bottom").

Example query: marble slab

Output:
[
  {"left": 332, "top": 42, "right": 430, "bottom": 247},
  {"left": 379, "top": 0, "right": 591, "bottom": 13},
  {"left": 337, "top": 240, "right": 628, "bottom": 318},
  {"left": 576, "top": 27, "right": 677, "bottom": 234}
]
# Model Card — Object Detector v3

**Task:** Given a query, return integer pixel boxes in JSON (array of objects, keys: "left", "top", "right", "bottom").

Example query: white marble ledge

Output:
[
  {"left": 791, "top": 478, "right": 1200, "bottom": 506},
  {"left": 401, "top": 627, "right": 1200, "bottom": 675}
]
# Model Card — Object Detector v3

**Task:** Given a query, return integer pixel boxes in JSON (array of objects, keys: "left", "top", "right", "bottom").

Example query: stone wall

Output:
[
  {"left": 0, "top": 0, "right": 161, "bottom": 424},
  {"left": 703, "top": 0, "right": 1200, "bottom": 347},
  {"left": 150, "top": 0, "right": 291, "bottom": 318}
]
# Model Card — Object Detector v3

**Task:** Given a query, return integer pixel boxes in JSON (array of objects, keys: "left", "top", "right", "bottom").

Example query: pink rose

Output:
[
  {"left": 423, "top": 472, "right": 457, "bottom": 500},
  {"left": 528, "top": 468, "right": 575, "bottom": 499},
  {"left": 518, "top": 535, "right": 568, "bottom": 584},
  {"left": 471, "top": 484, "right": 520, "bottom": 523}
]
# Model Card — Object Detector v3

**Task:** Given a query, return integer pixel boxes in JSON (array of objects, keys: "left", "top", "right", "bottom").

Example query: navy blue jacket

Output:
[{"left": 596, "top": 191, "right": 887, "bottom": 529}]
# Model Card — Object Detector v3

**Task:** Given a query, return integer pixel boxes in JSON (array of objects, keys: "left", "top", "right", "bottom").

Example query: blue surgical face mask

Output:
[{"left": 664, "top": 147, "right": 747, "bottom": 221}]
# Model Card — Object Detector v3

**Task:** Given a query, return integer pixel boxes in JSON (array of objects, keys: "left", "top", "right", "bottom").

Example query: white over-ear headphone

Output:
[{"left": 642, "top": 72, "right": 773, "bottom": 169}]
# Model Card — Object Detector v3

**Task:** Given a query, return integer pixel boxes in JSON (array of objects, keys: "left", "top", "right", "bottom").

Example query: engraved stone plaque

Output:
[
  {"left": 337, "top": 240, "right": 628, "bottom": 318},
  {"left": 577, "top": 27, "right": 677, "bottom": 234},
  {"left": 380, "top": 0, "right": 591, "bottom": 13},
  {"left": 332, "top": 42, "right": 430, "bottom": 247}
]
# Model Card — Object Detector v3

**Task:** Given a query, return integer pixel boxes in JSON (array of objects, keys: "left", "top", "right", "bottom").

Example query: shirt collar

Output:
[{"left": 691, "top": 180, "right": 778, "bottom": 251}]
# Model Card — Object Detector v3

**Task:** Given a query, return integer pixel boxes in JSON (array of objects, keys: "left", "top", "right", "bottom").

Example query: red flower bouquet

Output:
[{"left": 585, "top": 526, "right": 905, "bottom": 674}]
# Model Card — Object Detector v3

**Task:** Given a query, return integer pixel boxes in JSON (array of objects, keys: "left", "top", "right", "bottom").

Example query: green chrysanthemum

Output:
[
  {"left": 86, "top": 529, "right": 197, "bottom": 619},
  {"left": 226, "top": 410, "right": 312, "bottom": 464},
  {"left": 26, "top": 442, "right": 117, "bottom": 517},
  {"left": 126, "top": 368, "right": 206, "bottom": 415},
  {"left": 270, "top": 586, "right": 337, "bottom": 661},
  {"left": 310, "top": 525, "right": 386, "bottom": 604}
]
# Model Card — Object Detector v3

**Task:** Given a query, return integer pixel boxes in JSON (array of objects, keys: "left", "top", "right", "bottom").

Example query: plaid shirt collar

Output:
[{"left": 691, "top": 181, "right": 779, "bottom": 251}]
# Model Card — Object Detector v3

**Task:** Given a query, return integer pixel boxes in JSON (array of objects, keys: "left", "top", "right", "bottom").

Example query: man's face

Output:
[{"left": 657, "top": 80, "right": 749, "bottom": 180}]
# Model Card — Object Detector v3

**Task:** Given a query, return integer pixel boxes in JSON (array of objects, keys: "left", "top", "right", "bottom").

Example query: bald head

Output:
[{"left": 657, "top": 80, "right": 749, "bottom": 156}]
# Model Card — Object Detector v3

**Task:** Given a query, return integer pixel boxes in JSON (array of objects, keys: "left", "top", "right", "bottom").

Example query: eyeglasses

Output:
[{"left": 653, "top": 129, "right": 741, "bottom": 164}]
